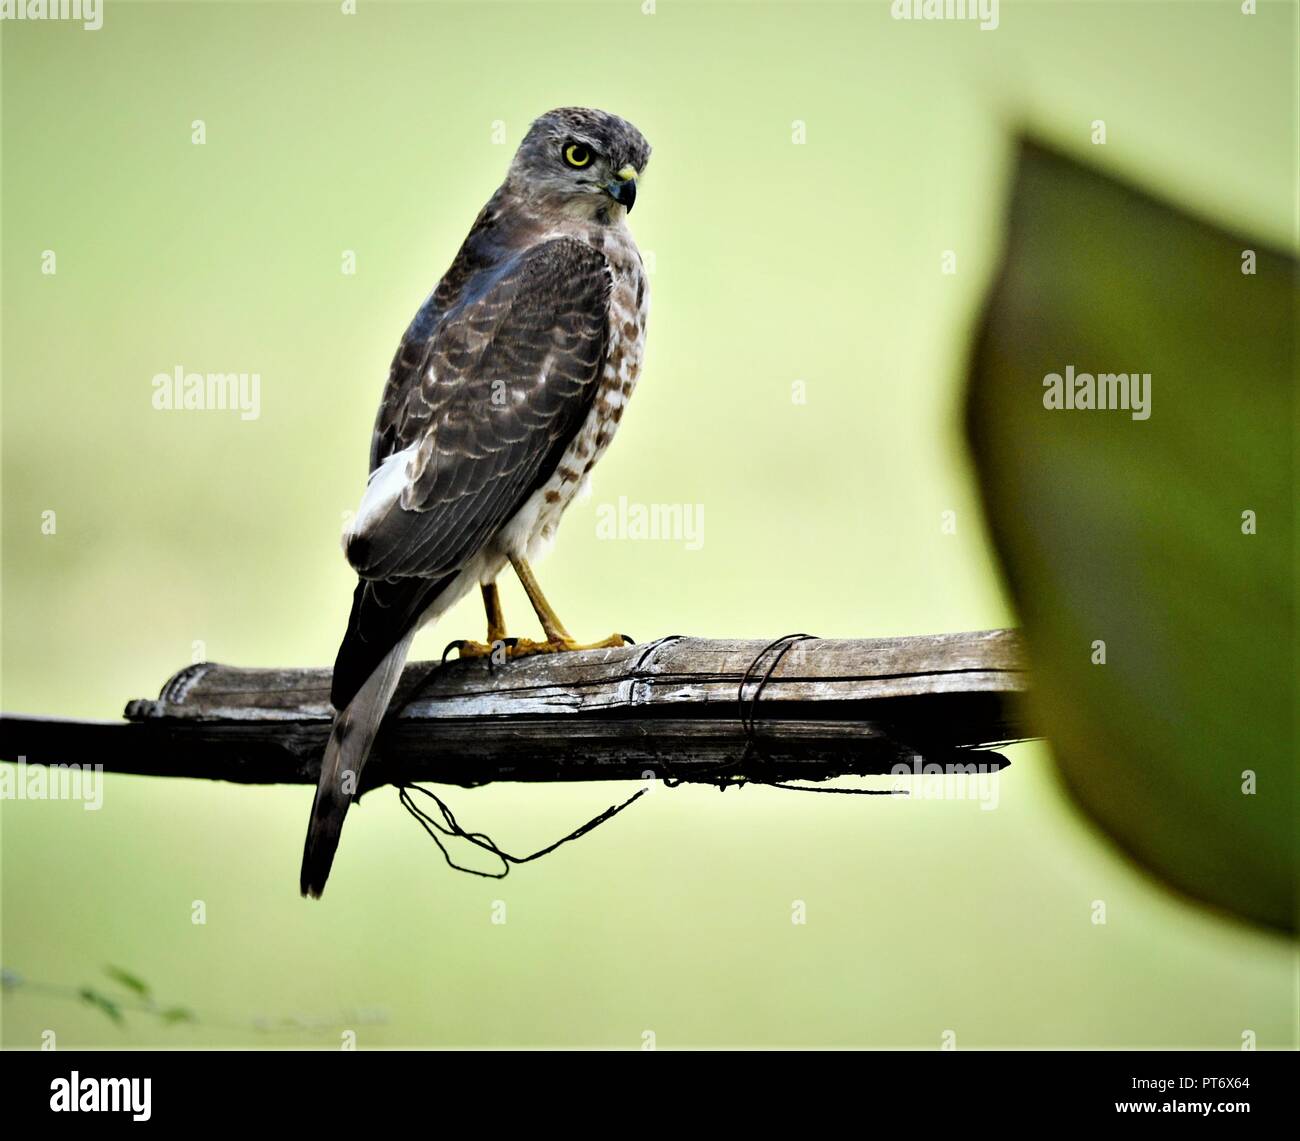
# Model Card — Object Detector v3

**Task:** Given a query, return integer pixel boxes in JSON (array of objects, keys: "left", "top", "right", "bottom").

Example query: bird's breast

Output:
[{"left": 501, "top": 227, "right": 649, "bottom": 564}]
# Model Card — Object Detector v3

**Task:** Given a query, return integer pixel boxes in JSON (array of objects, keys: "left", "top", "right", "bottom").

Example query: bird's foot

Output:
[
  {"left": 445, "top": 638, "right": 500, "bottom": 660},
  {"left": 445, "top": 633, "right": 633, "bottom": 662},
  {"left": 508, "top": 633, "right": 635, "bottom": 657}
]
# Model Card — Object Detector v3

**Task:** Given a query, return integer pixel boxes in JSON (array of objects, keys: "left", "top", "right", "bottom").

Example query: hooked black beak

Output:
[{"left": 606, "top": 166, "right": 639, "bottom": 213}]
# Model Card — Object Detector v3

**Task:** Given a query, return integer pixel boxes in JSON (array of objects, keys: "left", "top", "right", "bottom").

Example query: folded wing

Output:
[{"left": 331, "top": 237, "right": 612, "bottom": 708}]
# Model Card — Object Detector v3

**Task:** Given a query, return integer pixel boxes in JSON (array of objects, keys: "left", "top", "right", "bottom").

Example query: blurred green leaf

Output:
[
  {"left": 966, "top": 138, "right": 1295, "bottom": 933},
  {"left": 78, "top": 987, "right": 124, "bottom": 1026},
  {"left": 103, "top": 965, "right": 151, "bottom": 998},
  {"left": 159, "top": 1006, "right": 198, "bottom": 1025}
]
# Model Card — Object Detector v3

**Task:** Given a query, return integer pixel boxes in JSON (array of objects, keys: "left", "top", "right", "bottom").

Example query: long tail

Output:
[{"left": 299, "top": 630, "right": 415, "bottom": 898}]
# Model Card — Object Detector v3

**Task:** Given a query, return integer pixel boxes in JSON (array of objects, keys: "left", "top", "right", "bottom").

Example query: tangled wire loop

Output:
[{"left": 398, "top": 632, "right": 900, "bottom": 878}]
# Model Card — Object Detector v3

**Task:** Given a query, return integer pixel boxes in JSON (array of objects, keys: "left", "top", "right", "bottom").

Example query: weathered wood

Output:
[{"left": 0, "top": 631, "right": 1033, "bottom": 790}]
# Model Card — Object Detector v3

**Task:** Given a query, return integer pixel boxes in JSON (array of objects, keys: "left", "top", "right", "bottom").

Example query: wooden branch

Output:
[{"left": 0, "top": 630, "right": 1033, "bottom": 790}]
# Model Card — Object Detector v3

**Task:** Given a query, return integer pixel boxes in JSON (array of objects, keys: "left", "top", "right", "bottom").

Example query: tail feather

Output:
[{"left": 300, "top": 630, "right": 415, "bottom": 898}]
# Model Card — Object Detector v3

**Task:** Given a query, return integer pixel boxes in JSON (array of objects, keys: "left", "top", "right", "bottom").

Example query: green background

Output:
[{"left": 2, "top": 0, "right": 1295, "bottom": 1047}]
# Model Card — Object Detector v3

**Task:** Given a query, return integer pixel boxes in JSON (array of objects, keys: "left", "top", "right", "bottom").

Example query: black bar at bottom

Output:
[{"left": 2, "top": 1046, "right": 1289, "bottom": 1128}]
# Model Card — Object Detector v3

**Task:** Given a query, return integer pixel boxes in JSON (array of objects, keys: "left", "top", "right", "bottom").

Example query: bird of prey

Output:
[{"left": 300, "top": 108, "right": 651, "bottom": 898}]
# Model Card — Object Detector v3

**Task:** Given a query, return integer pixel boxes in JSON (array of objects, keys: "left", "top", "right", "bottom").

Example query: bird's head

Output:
[{"left": 507, "top": 107, "right": 651, "bottom": 222}]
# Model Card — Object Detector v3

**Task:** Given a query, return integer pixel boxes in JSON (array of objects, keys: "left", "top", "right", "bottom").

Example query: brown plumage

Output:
[{"left": 301, "top": 108, "right": 651, "bottom": 897}]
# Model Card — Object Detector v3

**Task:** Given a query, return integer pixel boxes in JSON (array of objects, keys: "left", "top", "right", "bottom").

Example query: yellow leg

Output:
[
  {"left": 448, "top": 564, "right": 631, "bottom": 661},
  {"left": 446, "top": 582, "right": 509, "bottom": 659},
  {"left": 510, "top": 555, "right": 570, "bottom": 642},
  {"left": 482, "top": 581, "right": 507, "bottom": 644},
  {"left": 508, "top": 555, "right": 630, "bottom": 655}
]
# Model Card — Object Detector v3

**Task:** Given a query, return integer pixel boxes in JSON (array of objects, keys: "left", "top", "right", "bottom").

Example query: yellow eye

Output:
[{"left": 564, "top": 143, "right": 592, "bottom": 168}]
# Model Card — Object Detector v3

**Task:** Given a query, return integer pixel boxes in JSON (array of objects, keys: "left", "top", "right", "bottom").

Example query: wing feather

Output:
[
  {"left": 347, "top": 237, "right": 611, "bottom": 581},
  {"left": 329, "top": 236, "right": 612, "bottom": 709}
]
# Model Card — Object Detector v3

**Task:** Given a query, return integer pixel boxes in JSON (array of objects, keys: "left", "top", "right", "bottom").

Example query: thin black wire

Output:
[
  {"left": 647, "top": 633, "right": 815, "bottom": 789},
  {"left": 652, "top": 631, "right": 815, "bottom": 787},
  {"left": 734, "top": 633, "right": 903, "bottom": 796},
  {"left": 764, "top": 780, "right": 903, "bottom": 795},
  {"left": 391, "top": 632, "right": 649, "bottom": 876},
  {"left": 398, "top": 630, "right": 904, "bottom": 878},
  {"left": 738, "top": 632, "right": 819, "bottom": 740},
  {"left": 398, "top": 782, "right": 646, "bottom": 879}
]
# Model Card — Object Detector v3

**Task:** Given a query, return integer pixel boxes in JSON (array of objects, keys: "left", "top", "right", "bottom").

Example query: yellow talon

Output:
[
  {"left": 446, "top": 567, "right": 631, "bottom": 662},
  {"left": 507, "top": 633, "right": 632, "bottom": 658},
  {"left": 446, "top": 639, "right": 500, "bottom": 660}
]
